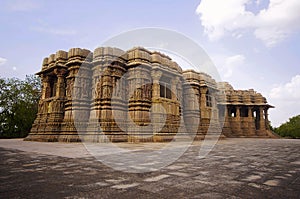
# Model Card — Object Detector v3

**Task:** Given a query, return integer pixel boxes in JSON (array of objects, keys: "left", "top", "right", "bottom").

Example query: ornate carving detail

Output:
[{"left": 26, "top": 47, "right": 275, "bottom": 142}]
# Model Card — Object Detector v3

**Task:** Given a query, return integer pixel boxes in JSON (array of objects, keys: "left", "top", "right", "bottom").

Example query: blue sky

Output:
[{"left": 0, "top": 0, "right": 299, "bottom": 127}]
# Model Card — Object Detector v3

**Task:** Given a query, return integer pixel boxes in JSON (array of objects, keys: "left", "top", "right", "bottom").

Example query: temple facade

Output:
[{"left": 25, "top": 47, "right": 276, "bottom": 142}]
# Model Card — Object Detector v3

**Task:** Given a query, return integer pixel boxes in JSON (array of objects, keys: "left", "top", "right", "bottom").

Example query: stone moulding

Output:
[{"left": 24, "top": 47, "right": 277, "bottom": 142}]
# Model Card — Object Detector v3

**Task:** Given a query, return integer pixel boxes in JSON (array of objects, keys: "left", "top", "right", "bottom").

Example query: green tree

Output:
[
  {"left": 274, "top": 115, "right": 300, "bottom": 139},
  {"left": 0, "top": 75, "right": 41, "bottom": 138}
]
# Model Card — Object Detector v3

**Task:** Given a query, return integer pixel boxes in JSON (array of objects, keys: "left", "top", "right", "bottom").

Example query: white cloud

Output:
[
  {"left": 212, "top": 54, "right": 245, "bottom": 78},
  {"left": 255, "top": 0, "right": 262, "bottom": 5},
  {"left": 269, "top": 75, "right": 300, "bottom": 99},
  {"left": 196, "top": 0, "right": 254, "bottom": 41},
  {"left": 0, "top": 57, "right": 7, "bottom": 65},
  {"left": 268, "top": 75, "right": 300, "bottom": 126},
  {"left": 196, "top": 0, "right": 300, "bottom": 47},
  {"left": 8, "top": 0, "right": 40, "bottom": 11},
  {"left": 224, "top": 54, "right": 245, "bottom": 78}
]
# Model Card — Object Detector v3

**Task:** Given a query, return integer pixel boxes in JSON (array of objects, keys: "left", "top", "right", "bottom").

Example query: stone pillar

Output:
[
  {"left": 176, "top": 79, "right": 183, "bottom": 106},
  {"left": 169, "top": 76, "right": 181, "bottom": 138},
  {"left": 211, "top": 93, "right": 219, "bottom": 121},
  {"left": 248, "top": 106, "right": 253, "bottom": 118},
  {"left": 247, "top": 106, "right": 256, "bottom": 136},
  {"left": 55, "top": 69, "right": 67, "bottom": 99},
  {"left": 151, "top": 70, "right": 163, "bottom": 139},
  {"left": 264, "top": 108, "right": 269, "bottom": 130},
  {"left": 125, "top": 67, "right": 152, "bottom": 142},
  {"left": 43, "top": 69, "right": 67, "bottom": 141},
  {"left": 41, "top": 75, "right": 51, "bottom": 99},
  {"left": 108, "top": 65, "right": 127, "bottom": 142},
  {"left": 236, "top": 106, "right": 241, "bottom": 119},
  {"left": 151, "top": 70, "right": 162, "bottom": 98},
  {"left": 197, "top": 87, "right": 208, "bottom": 137},
  {"left": 182, "top": 83, "right": 200, "bottom": 138},
  {"left": 221, "top": 105, "right": 232, "bottom": 136},
  {"left": 59, "top": 48, "right": 92, "bottom": 142},
  {"left": 39, "top": 76, "right": 51, "bottom": 135},
  {"left": 200, "top": 87, "right": 208, "bottom": 118},
  {"left": 235, "top": 106, "right": 242, "bottom": 136},
  {"left": 224, "top": 106, "right": 228, "bottom": 119},
  {"left": 171, "top": 77, "right": 179, "bottom": 100},
  {"left": 41, "top": 75, "right": 46, "bottom": 100},
  {"left": 259, "top": 106, "right": 266, "bottom": 130},
  {"left": 99, "top": 68, "right": 113, "bottom": 138}
]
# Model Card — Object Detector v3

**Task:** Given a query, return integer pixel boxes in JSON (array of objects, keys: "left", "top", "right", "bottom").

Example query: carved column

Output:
[
  {"left": 151, "top": 70, "right": 162, "bottom": 99},
  {"left": 248, "top": 106, "right": 253, "bottom": 118},
  {"left": 200, "top": 87, "right": 208, "bottom": 118},
  {"left": 126, "top": 67, "right": 152, "bottom": 142},
  {"left": 150, "top": 70, "right": 163, "bottom": 138},
  {"left": 236, "top": 106, "right": 241, "bottom": 133},
  {"left": 182, "top": 82, "right": 201, "bottom": 137},
  {"left": 236, "top": 106, "right": 241, "bottom": 119},
  {"left": 259, "top": 106, "right": 266, "bottom": 130},
  {"left": 247, "top": 106, "right": 255, "bottom": 136},
  {"left": 40, "top": 75, "right": 51, "bottom": 134},
  {"left": 211, "top": 91, "right": 219, "bottom": 121},
  {"left": 224, "top": 106, "right": 228, "bottom": 119},
  {"left": 43, "top": 69, "right": 67, "bottom": 141},
  {"left": 264, "top": 107, "right": 269, "bottom": 130},
  {"left": 40, "top": 75, "right": 46, "bottom": 100},
  {"left": 171, "top": 77, "right": 179, "bottom": 100},
  {"left": 221, "top": 105, "right": 228, "bottom": 127},
  {"left": 167, "top": 76, "right": 181, "bottom": 137},
  {"left": 41, "top": 75, "right": 51, "bottom": 99},
  {"left": 108, "top": 65, "right": 127, "bottom": 142},
  {"left": 55, "top": 69, "right": 67, "bottom": 99},
  {"left": 176, "top": 77, "right": 182, "bottom": 101},
  {"left": 222, "top": 105, "right": 232, "bottom": 136}
]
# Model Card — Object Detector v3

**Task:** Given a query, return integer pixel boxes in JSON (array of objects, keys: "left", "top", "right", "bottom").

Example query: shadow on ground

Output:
[{"left": 0, "top": 138, "right": 299, "bottom": 198}]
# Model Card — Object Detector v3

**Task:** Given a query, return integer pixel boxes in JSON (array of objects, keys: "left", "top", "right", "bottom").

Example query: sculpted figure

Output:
[
  {"left": 66, "top": 80, "right": 74, "bottom": 98},
  {"left": 96, "top": 80, "right": 102, "bottom": 98},
  {"left": 82, "top": 79, "right": 89, "bottom": 97},
  {"left": 75, "top": 87, "right": 81, "bottom": 99}
]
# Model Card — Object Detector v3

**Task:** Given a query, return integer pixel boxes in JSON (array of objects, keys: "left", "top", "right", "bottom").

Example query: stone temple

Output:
[{"left": 25, "top": 47, "right": 276, "bottom": 142}]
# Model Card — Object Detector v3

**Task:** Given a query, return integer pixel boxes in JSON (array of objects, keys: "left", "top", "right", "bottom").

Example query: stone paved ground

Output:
[{"left": 0, "top": 138, "right": 299, "bottom": 198}]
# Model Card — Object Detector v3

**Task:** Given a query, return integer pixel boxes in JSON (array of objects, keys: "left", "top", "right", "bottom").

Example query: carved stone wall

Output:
[
  {"left": 217, "top": 83, "right": 275, "bottom": 138},
  {"left": 25, "top": 47, "right": 276, "bottom": 142}
]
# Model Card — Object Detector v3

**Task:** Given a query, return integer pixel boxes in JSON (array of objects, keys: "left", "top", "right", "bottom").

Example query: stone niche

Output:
[{"left": 24, "top": 47, "right": 277, "bottom": 142}]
